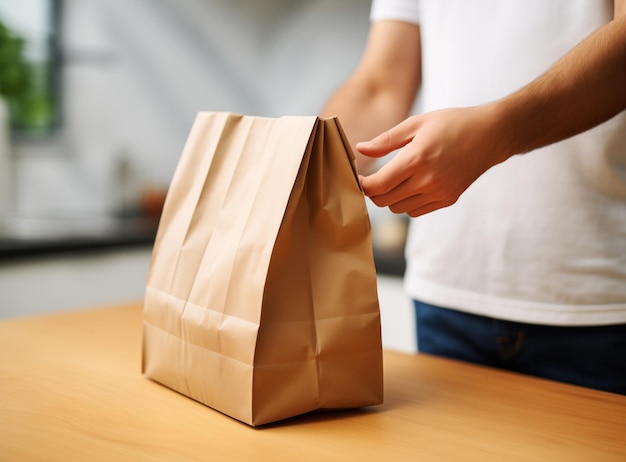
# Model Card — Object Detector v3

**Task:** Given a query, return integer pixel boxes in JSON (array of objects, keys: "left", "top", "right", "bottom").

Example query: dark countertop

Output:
[
  {"left": 0, "top": 214, "right": 158, "bottom": 260},
  {"left": 0, "top": 214, "right": 404, "bottom": 275}
]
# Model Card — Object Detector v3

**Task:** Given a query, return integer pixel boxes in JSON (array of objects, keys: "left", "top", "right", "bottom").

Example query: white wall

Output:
[{"left": 12, "top": 0, "right": 371, "bottom": 216}]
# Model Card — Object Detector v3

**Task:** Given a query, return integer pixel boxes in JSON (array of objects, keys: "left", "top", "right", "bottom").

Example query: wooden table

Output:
[{"left": 1, "top": 303, "right": 625, "bottom": 461}]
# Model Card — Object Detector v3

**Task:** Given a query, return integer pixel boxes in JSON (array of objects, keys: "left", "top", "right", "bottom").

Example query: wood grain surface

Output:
[{"left": 1, "top": 302, "right": 624, "bottom": 461}]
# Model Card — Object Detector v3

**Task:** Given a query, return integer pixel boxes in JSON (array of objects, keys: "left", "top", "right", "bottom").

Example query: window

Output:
[{"left": 0, "top": 0, "right": 61, "bottom": 136}]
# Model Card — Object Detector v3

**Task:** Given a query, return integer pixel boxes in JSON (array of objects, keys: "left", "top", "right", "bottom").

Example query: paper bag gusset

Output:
[{"left": 142, "top": 112, "right": 383, "bottom": 426}]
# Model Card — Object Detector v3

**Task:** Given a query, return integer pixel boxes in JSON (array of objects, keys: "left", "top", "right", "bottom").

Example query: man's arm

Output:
[
  {"left": 358, "top": 8, "right": 626, "bottom": 217},
  {"left": 320, "top": 20, "right": 421, "bottom": 174},
  {"left": 494, "top": 4, "right": 626, "bottom": 157}
]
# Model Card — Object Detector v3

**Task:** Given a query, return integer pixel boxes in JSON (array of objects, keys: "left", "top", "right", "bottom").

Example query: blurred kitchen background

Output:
[{"left": 0, "top": 0, "right": 415, "bottom": 352}]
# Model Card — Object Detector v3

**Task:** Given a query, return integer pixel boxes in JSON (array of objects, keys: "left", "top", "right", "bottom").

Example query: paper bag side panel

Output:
[
  {"left": 309, "top": 117, "right": 383, "bottom": 408},
  {"left": 330, "top": 117, "right": 363, "bottom": 193},
  {"left": 251, "top": 118, "right": 383, "bottom": 425}
]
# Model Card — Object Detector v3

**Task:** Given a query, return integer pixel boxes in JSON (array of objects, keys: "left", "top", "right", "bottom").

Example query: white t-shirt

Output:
[{"left": 371, "top": 0, "right": 626, "bottom": 326}]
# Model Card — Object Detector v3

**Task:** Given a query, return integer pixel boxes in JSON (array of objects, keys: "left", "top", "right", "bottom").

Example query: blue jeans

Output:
[{"left": 413, "top": 300, "right": 626, "bottom": 395}]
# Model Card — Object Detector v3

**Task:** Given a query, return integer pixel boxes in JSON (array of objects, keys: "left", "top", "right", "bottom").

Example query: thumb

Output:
[{"left": 356, "top": 117, "right": 419, "bottom": 158}]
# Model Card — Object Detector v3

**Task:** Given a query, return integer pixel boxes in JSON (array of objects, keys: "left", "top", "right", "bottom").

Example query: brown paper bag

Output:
[{"left": 142, "top": 112, "right": 383, "bottom": 426}]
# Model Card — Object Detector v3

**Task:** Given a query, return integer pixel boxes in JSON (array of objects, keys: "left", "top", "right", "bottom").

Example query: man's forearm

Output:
[
  {"left": 320, "top": 20, "right": 422, "bottom": 174},
  {"left": 493, "top": 14, "right": 626, "bottom": 159},
  {"left": 321, "top": 80, "right": 412, "bottom": 173}
]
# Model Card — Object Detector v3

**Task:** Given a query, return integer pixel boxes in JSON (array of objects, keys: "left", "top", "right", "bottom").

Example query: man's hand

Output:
[{"left": 357, "top": 105, "right": 511, "bottom": 217}]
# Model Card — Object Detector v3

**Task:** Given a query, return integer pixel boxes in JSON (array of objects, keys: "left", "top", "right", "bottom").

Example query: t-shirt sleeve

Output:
[{"left": 370, "top": 0, "right": 420, "bottom": 25}]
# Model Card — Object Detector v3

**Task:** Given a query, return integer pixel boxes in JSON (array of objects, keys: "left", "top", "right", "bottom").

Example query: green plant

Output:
[{"left": 0, "top": 18, "right": 31, "bottom": 101}]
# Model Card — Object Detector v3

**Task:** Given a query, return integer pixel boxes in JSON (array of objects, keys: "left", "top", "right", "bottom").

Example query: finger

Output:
[
  {"left": 406, "top": 200, "right": 448, "bottom": 217},
  {"left": 370, "top": 191, "right": 444, "bottom": 217},
  {"left": 356, "top": 117, "right": 421, "bottom": 158},
  {"left": 365, "top": 180, "right": 446, "bottom": 217},
  {"left": 360, "top": 153, "right": 414, "bottom": 197},
  {"left": 365, "top": 175, "right": 418, "bottom": 207},
  {"left": 387, "top": 189, "right": 458, "bottom": 216},
  {"left": 384, "top": 193, "right": 434, "bottom": 215}
]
